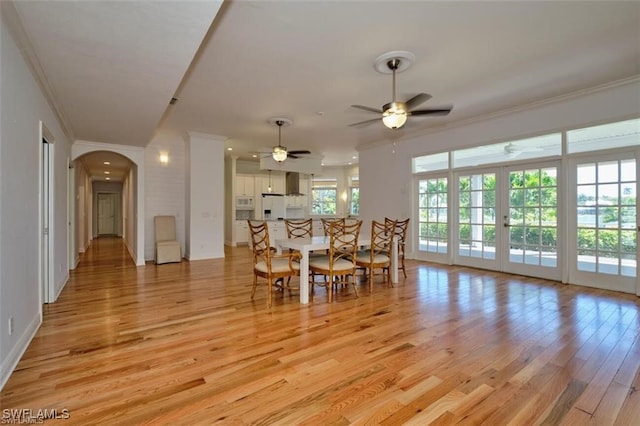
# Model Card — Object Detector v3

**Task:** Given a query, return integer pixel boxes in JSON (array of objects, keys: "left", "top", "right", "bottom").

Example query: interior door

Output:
[
  {"left": 97, "top": 193, "right": 117, "bottom": 235},
  {"left": 503, "top": 161, "right": 562, "bottom": 280}
]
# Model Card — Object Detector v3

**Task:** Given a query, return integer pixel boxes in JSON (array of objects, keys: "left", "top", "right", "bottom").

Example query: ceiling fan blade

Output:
[
  {"left": 348, "top": 117, "right": 382, "bottom": 127},
  {"left": 351, "top": 104, "right": 382, "bottom": 114},
  {"left": 288, "top": 150, "right": 311, "bottom": 155},
  {"left": 405, "top": 93, "right": 432, "bottom": 110},
  {"left": 409, "top": 106, "right": 453, "bottom": 117}
]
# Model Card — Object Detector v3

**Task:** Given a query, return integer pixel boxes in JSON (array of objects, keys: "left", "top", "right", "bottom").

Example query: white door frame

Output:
[
  {"left": 39, "top": 121, "right": 55, "bottom": 304},
  {"left": 68, "top": 158, "right": 77, "bottom": 269}
]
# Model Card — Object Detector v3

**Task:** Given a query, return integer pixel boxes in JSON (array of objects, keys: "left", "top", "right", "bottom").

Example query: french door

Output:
[
  {"left": 452, "top": 161, "right": 561, "bottom": 280},
  {"left": 415, "top": 174, "right": 449, "bottom": 263},
  {"left": 569, "top": 153, "right": 638, "bottom": 293}
]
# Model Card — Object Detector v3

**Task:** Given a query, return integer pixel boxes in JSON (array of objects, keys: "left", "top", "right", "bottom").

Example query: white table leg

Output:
[
  {"left": 391, "top": 237, "right": 398, "bottom": 284},
  {"left": 300, "top": 248, "right": 310, "bottom": 304}
]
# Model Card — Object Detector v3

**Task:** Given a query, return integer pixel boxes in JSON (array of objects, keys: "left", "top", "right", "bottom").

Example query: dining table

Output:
[{"left": 275, "top": 235, "right": 398, "bottom": 304}]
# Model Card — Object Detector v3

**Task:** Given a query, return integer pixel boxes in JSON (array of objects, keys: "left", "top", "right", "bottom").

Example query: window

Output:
[
  {"left": 452, "top": 133, "right": 561, "bottom": 168},
  {"left": 567, "top": 118, "right": 640, "bottom": 154},
  {"left": 312, "top": 178, "right": 337, "bottom": 215},
  {"left": 350, "top": 176, "right": 359, "bottom": 215},
  {"left": 413, "top": 152, "right": 448, "bottom": 173}
]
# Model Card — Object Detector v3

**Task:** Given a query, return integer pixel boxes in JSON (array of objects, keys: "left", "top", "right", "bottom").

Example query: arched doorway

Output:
[{"left": 71, "top": 142, "right": 145, "bottom": 266}]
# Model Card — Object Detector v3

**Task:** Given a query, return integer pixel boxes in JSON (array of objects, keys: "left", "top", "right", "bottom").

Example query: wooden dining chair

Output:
[
  {"left": 309, "top": 219, "right": 362, "bottom": 303},
  {"left": 356, "top": 220, "right": 395, "bottom": 293},
  {"left": 321, "top": 217, "right": 345, "bottom": 236},
  {"left": 284, "top": 218, "right": 313, "bottom": 239},
  {"left": 247, "top": 220, "right": 300, "bottom": 307},
  {"left": 283, "top": 218, "right": 319, "bottom": 285},
  {"left": 385, "top": 217, "right": 410, "bottom": 278}
]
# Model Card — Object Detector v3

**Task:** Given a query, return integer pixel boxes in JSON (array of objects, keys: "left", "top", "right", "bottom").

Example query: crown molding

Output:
[{"left": 2, "top": 1, "right": 75, "bottom": 142}]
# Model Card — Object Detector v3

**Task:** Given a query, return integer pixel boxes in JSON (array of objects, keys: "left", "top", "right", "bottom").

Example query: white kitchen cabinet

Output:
[
  {"left": 268, "top": 221, "right": 287, "bottom": 243},
  {"left": 259, "top": 173, "right": 285, "bottom": 195},
  {"left": 235, "top": 220, "right": 249, "bottom": 244},
  {"left": 312, "top": 220, "right": 324, "bottom": 236},
  {"left": 236, "top": 174, "right": 255, "bottom": 196}
]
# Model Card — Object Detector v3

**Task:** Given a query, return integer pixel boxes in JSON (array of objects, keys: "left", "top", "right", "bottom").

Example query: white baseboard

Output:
[{"left": 0, "top": 313, "right": 42, "bottom": 391}]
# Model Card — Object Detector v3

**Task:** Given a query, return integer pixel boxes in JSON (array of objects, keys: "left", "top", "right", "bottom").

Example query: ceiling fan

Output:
[
  {"left": 503, "top": 142, "right": 544, "bottom": 158},
  {"left": 267, "top": 118, "right": 311, "bottom": 163},
  {"left": 349, "top": 51, "right": 453, "bottom": 130}
]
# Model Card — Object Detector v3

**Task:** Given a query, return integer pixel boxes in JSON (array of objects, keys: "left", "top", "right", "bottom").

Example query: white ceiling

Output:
[{"left": 7, "top": 0, "right": 640, "bottom": 180}]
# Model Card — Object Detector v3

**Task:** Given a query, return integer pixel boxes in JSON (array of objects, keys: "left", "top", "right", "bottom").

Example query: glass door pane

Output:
[
  {"left": 455, "top": 171, "right": 500, "bottom": 270},
  {"left": 503, "top": 163, "right": 561, "bottom": 280},
  {"left": 571, "top": 157, "right": 637, "bottom": 292},
  {"left": 416, "top": 175, "right": 448, "bottom": 262}
]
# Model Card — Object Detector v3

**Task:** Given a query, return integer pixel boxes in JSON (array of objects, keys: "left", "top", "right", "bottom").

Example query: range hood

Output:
[{"left": 286, "top": 172, "right": 304, "bottom": 196}]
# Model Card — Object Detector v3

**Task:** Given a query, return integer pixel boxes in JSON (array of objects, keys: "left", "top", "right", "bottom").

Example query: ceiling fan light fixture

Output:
[
  {"left": 382, "top": 102, "right": 408, "bottom": 129},
  {"left": 272, "top": 145, "right": 287, "bottom": 162}
]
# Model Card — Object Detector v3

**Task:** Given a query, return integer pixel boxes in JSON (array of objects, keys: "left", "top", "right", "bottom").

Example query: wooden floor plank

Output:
[{"left": 1, "top": 237, "right": 639, "bottom": 425}]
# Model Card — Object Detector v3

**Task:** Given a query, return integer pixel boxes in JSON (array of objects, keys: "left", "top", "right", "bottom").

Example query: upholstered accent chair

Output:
[{"left": 154, "top": 215, "right": 181, "bottom": 264}]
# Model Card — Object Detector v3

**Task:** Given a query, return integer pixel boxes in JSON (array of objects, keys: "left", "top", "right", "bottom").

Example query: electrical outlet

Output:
[{"left": 8, "top": 317, "right": 14, "bottom": 335}]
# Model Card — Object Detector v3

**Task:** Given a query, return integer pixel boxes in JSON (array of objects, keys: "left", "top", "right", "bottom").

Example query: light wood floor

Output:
[{"left": 2, "top": 238, "right": 640, "bottom": 425}]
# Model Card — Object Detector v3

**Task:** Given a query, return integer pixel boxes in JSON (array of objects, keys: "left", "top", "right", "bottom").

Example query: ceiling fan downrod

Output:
[{"left": 388, "top": 58, "right": 400, "bottom": 103}]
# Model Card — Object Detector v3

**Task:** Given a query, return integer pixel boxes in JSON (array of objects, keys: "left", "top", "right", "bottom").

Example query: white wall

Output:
[
  {"left": 359, "top": 78, "right": 640, "bottom": 257},
  {"left": 1, "top": 19, "right": 71, "bottom": 389},
  {"left": 144, "top": 132, "right": 186, "bottom": 261},
  {"left": 185, "top": 132, "right": 226, "bottom": 260}
]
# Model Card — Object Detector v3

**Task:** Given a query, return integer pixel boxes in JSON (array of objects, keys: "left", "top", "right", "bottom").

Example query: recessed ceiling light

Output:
[
  {"left": 104, "top": 171, "right": 110, "bottom": 174},
  {"left": 105, "top": 177, "right": 111, "bottom": 181},
  {"left": 103, "top": 161, "right": 110, "bottom": 165},
  {"left": 348, "top": 162, "right": 353, "bottom": 165},
  {"left": 227, "top": 147, "right": 232, "bottom": 151},
  {"left": 352, "top": 156, "right": 357, "bottom": 159}
]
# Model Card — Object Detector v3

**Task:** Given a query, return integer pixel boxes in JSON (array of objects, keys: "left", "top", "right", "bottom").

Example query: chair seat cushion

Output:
[
  {"left": 309, "top": 256, "right": 355, "bottom": 272},
  {"left": 356, "top": 250, "right": 390, "bottom": 264},
  {"left": 157, "top": 240, "right": 180, "bottom": 248},
  {"left": 256, "top": 258, "right": 299, "bottom": 274}
]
